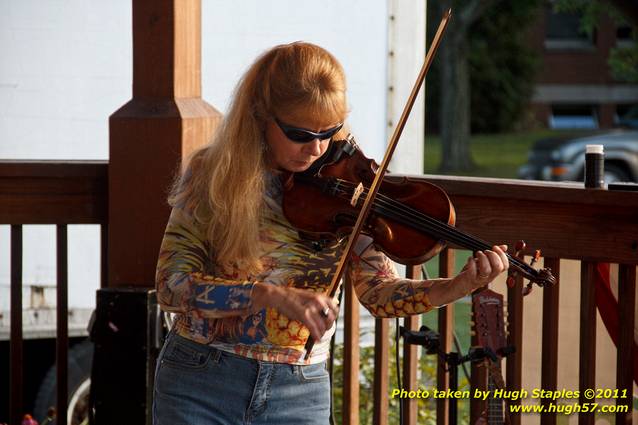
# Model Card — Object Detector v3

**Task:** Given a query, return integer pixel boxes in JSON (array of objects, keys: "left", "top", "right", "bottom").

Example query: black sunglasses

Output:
[{"left": 275, "top": 118, "right": 343, "bottom": 144}]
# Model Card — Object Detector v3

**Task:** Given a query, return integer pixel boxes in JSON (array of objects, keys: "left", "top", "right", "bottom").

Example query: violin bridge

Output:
[{"left": 350, "top": 182, "right": 364, "bottom": 206}]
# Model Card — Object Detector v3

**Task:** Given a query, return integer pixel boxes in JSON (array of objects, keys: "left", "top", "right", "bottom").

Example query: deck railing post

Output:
[
  {"left": 109, "top": 0, "right": 221, "bottom": 289},
  {"left": 402, "top": 266, "right": 421, "bottom": 425},
  {"left": 617, "top": 264, "right": 636, "bottom": 425},
  {"left": 95, "top": 0, "right": 221, "bottom": 423},
  {"left": 343, "top": 277, "right": 360, "bottom": 425},
  {"left": 9, "top": 225, "right": 23, "bottom": 425},
  {"left": 506, "top": 274, "right": 524, "bottom": 425},
  {"left": 56, "top": 225, "right": 69, "bottom": 425},
  {"left": 578, "top": 262, "right": 597, "bottom": 425},
  {"left": 373, "top": 317, "right": 390, "bottom": 425},
  {"left": 540, "top": 257, "right": 560, "bottom": 425},
  {"left": 437, "top": 249, "right": 455, "bottom": 425}
]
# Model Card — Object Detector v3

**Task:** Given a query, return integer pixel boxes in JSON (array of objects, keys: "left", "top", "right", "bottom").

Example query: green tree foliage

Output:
[
  {"left": 468, "top": 0, "right": 541, "bottom": 133},
  {"left": 609, "top": 46, "right": 638, "bottom": 82},
  {"left": 554, "top": 0, "right": 638, "bottom": 83},
  {"left": 426, "top": 0, "right": 541, "bottom": 134}
]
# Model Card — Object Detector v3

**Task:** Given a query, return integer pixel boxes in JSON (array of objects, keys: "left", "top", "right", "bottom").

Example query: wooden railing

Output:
[
  {"left": 341, "top": 175, "right": 637, "bottom": 425},
  {"left": 1, "top": 161, "right": 108, "bottom": 425},
  {"left": 2, "top": 162, "right": 635, "bottom": 425}
]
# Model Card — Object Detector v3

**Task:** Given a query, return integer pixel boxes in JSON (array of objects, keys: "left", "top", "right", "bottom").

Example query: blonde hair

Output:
[{"left": 168, "top": 42, "right": 349, "bottom": 273}]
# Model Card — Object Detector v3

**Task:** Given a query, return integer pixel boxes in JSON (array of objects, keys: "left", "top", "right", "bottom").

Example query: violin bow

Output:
[{"left": 304, "top": 9, "right": 452, "bottom": 359}]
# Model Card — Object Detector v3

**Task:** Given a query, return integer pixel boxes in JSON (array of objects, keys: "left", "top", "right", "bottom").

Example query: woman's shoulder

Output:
[{"left": 163, "top": 206, "right": 211, "bottom": 253}]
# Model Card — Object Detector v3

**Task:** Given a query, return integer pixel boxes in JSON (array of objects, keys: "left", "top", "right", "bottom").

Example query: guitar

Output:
[{"left": 472, "top": 289, "right": 512, "bottom": 425}]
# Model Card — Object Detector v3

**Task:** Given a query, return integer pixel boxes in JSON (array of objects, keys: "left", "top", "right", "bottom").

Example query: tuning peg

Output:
[
  {"left": 470, "top": 331, "right": 476, "bottom": 337},
  {"left": 530, "top": 249, "right": 541, "bottom": 266},
  {"left": 514, "top": 240, "right": 526, "bottom": 254},
  {"left": 523, "top": 282, "right": 534, "bottom": 296}
]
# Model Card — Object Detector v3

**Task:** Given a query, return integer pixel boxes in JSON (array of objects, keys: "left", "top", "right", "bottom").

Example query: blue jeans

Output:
[{"left": 153, "top": 331, "right": 331, "bottom": 424}]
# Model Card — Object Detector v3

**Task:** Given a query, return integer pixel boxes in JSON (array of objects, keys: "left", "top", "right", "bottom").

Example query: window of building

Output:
[
  {"left": 545, "top": 7, "right": 595, "bottom": 50},
  {"left": 615, "top": 104, "right": 638, "bottom": 128},
  {"left": 616, "top": 25, "right": 635, "bottom": 48},
  {"left": 549, "top": 105, "right": 599, "bottom": 129}
]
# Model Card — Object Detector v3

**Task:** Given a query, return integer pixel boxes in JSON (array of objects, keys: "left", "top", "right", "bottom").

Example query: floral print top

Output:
[{"left": 155, "top": 173, "right": 436, "bottom": 365}]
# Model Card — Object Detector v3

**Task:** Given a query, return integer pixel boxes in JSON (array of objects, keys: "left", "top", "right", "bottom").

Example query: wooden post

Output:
[
  {"left": 616, "top": 264, "right": 635, "bottom": 425},
  {"left": 578, "top": 262, "right": 597, "bottom": 425},
  {"left": 108, "top": 0, "right": 221, "bottom": 288},
  {"left": 343, "top": 279, "right": 360, "bottom": 425},
  {"left": 9, "top": 226, "right": 23, "bottom": 425},
  {"left": 437, "top": 249, "right": 455, "bottom": 425},
  {"left": 402, "top": 265, "right": 421, "bottom": 425},
  {"left": 506, "top": 274, "right": 524, "bottom": 425},
  {"left": 94, "top": 1, "right": 221, "bottom": 423},
  {"left": 541, "top": 258, "right": 560, "bottom": 425},
  {"left": 373, "top": 318, "right": 390, "bottom": 425}
]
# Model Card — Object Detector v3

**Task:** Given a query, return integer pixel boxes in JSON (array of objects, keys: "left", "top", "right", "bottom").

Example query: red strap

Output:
[{"left": 594, "top": 262, "right": 638, "bottom": 386}]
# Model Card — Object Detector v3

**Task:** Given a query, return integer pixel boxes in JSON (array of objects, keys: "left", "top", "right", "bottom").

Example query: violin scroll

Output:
[{"left": 506, "top": 240, "right": 557, "bottom": 296}]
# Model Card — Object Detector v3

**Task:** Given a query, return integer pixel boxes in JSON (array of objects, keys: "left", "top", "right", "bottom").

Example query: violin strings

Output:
[
  {"left": 332, "top": 179, "right": 490, "bottom": 250},
  {"left": 372, "top": 189, "right": 535, "bottom": 275},
  {"left": 371, "top": 189, "right": 534, "bottom": 274},
  {"left": 299, "top": 174, "right": 547, "bottom": 282},
  {"left": 301, "top": 175, "right": 467, "bottom": 248},
  {"left": 330, "top": 180, "right": 536, "bottom": 276},
  {"left": 369, "top": 200, "right": 535, "bottom": 277},
  {"left": 364, "top": 187, "right": 535, "bottom": 275},
  {"left": 331, "top": 180, "right": 481, "bottom": 248}
]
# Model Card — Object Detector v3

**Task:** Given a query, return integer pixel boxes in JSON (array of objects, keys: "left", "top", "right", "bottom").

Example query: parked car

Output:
[{"left": 518, "top": 130, "right": 638, "bottom": 183}]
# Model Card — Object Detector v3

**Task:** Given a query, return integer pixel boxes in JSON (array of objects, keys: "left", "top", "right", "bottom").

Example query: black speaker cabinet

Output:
[{"left": 89, "top": 288, "right": 163, "bottom": 425}]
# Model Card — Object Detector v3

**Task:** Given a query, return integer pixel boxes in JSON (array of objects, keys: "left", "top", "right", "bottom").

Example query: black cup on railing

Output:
[{"left": 584, "top": 144, "right": 605, "bottom": 189}]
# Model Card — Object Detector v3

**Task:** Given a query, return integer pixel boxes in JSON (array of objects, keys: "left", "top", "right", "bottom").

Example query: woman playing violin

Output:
[{"left": 153, "top": 41, "right": 509, "bottom": 425}]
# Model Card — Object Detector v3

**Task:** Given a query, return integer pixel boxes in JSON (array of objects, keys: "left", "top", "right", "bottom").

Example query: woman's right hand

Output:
[{"left": 251, "top": 283, "right": 339, "bottom": 341}]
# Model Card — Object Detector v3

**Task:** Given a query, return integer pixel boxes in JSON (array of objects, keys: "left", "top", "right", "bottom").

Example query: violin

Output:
[
  {"left": 281, "top": 136, "right": 557, "bottom": 288},
  {"left": 289, "top": 9, "right": 555, "bottom": 359}
]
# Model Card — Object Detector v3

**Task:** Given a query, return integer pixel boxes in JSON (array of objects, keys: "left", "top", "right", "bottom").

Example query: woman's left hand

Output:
[
  {"left": 456, "top": 244, "right": 509, "bottom": 293},
  {"left": 427, "top": 244, "right": 509, "bottom": 306}
]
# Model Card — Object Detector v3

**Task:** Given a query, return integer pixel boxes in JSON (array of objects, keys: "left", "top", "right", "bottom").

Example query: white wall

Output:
[
  {"left": 200, "top": 0, "right": 389, "bottom": 160},
  {"left": 0, "top": 0, "right": 132, "bottom": 160},
  {"left": 0, "top": 0, "right": 132, "bottom": 309}
]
